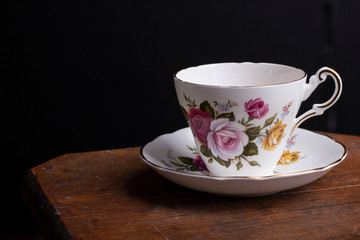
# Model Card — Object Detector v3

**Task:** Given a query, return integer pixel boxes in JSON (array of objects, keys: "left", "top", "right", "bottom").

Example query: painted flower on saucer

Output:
[{"left": 163, "top": 147, "right": 208, "bottom": 172}]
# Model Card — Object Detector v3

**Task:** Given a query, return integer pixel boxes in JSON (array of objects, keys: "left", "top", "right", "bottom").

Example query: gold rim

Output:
[
  {"left": 317, "top": 68, "right": 342, "bottom": 109},
  {"left": 173, "top": 62, "right": 307, "bottom": 89},
  {"left": 139, "top": 131, "right": 347, "bottom": 180},
  {"left": 290, "top": 112, "right": 317, "bottom": 136}
]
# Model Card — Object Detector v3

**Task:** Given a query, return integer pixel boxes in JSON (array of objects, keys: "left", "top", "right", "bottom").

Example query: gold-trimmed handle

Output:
[{"left": 291, "top": 67, "right": 342, "bottom": 135}]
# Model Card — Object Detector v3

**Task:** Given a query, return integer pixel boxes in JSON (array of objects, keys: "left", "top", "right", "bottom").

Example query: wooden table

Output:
[{"left": 23, "top": 132, "right": 360, "bottom": 240}]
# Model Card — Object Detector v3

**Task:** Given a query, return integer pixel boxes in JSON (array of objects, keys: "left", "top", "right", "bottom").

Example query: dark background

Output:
[{"left": 4, "top": 0, "right": 360, "bottom": 237}]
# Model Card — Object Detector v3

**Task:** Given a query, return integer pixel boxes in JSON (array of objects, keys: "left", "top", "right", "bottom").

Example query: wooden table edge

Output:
[{"left": 23, "top": 167, "right": 74, "bottom": 240}]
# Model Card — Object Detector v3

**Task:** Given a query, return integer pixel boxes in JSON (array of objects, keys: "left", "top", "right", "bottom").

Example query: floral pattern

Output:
[
  {"left": 207, "top": 118, "right": 249, "bottom": 160},
  {"left": 214, "top": 100, "right": 239, "bottom": 112},
  {"left": 245, "top": 98, "right": 269, "bottom": 119},
  {"left": 181, "top": 93, "right": 294, "bottom": 170},
  {"left": 163, "top": 136, "right": 304, "bottom": 172},
  {"left": 188, "top": 108, "right": 212, "bottom": 145},
  {"left": 262, "top": 121, "right": 287, "bottom": 151},
  {"left": 163, "top": 147, "right": 208, "bottom": 172},
  {"left": 278, "top": 135, "right": 303, "bottom": 165}
]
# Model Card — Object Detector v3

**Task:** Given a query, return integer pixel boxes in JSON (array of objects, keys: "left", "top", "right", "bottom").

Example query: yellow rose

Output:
[
  {"left": 262, "top": 121, "right": 287, "bottom": 151},
  {"left": 278, "top": 150, "right": 301, "bottom": 165}
]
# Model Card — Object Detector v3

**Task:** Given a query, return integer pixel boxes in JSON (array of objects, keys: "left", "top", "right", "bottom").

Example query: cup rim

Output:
[{"left": 174, "top": 62, "right": 307, "bottom": 88}]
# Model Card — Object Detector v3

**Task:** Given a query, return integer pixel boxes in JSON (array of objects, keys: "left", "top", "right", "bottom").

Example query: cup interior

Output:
[{"left": 175, "top": 62, "right": 306, "bottom": 87}]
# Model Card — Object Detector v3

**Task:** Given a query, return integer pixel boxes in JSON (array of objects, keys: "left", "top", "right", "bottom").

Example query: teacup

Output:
[{"left": 174, "top": 62, "right": 342, "bottom": 176}]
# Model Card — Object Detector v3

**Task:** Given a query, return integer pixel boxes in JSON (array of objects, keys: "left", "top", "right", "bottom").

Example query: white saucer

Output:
[{"left": 140, "top": 128, "right": 347, "bottom": 197}]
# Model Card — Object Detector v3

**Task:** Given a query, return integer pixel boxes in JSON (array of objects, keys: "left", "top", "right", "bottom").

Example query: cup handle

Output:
[{"left": 291, "top": 67, "right": 343, "bottom": 135}]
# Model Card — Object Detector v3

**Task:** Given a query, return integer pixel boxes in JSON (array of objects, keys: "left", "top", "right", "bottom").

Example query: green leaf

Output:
[
  {"left": 176, "top": 167, "right": 185, "bottom": 171},
  {"left": 200, "top": 145, "right": 212, "bottom": 157},
  {"left": 236, "top": 160, "right": 243, "bottom": 170},
  {"left": 200, "top": 101, "right": 215, "bottom": 118},
  {"left": 189, "top": 165, "right": 200, "bottom": 171},
  {"left": 180, "top": 106, "right": 188, "bottom": 120},
  {"left": 170, "top": 161, "right": 185, "bottom": 167},
  {"left": 213, "top": 156, "right": 231, "bottom": 168},
  {"left": 217, "top": 112, "right": 235, "bottom": 121},
  {"left": 245, "top": 126, "right": 261, "bottom": 141},
  {"left": 192, "top": 99, "right": 197, "bottom": 107},
  {"left": 187, "top": 145, "right": 195, "bottom": 151},
  {"left": 263, "top": 113, "right": 277, "bottom": 128},
  {"left": 178, "top": 157, "right": 194, "bottom": 165},
  {"left": 208, "top": 157, "right": 213, "bottom": 163},
  {"left": 249, "top": 160, "right": 261, "bottom": 167},
  {"left": 243, "top": 142, "right": 259, "bottom": 156}
]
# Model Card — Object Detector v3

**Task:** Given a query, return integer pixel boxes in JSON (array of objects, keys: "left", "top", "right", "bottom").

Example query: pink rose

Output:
[
  {"left": 188, "top": 108, "right": 212, "bottom": 146},
  {"left": 245, "top": 98, "right": 269, "bottom": 119},
  {"left": 193, "top": 155, "right": 208, "bottom": 171},
  {"left": 207, "top": 119, "right": 249, "bottom": 160}
]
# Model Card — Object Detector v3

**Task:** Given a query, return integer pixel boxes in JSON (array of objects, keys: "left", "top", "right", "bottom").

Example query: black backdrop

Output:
[{"left": 4, "top": 0, "right": 360, "bottom": 236}]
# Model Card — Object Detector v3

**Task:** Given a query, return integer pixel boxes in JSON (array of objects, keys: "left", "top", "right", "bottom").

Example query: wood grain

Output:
[{"left": 23, "top": 132, "right": 360, "bottom": 240}]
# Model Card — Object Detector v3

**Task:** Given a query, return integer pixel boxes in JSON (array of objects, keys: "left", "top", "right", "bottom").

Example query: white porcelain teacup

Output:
[{"left": 174, "top": 62, "right": 342, "bottom": 176}]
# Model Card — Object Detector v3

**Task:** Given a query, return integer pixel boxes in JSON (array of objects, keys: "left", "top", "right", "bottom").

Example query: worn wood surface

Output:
[{"left": 23, "top": 132, "right": 360, "bottom": 240}]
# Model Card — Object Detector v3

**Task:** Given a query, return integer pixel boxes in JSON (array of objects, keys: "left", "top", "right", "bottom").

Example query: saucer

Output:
[{"left": 140, "top": 128, "right": 347, "bottom": 197}]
